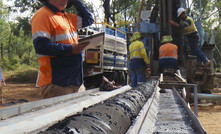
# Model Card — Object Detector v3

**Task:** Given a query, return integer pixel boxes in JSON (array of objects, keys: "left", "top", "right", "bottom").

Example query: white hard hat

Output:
[{"left": 177, "top": 7, "right": 186, "bottom": 17}]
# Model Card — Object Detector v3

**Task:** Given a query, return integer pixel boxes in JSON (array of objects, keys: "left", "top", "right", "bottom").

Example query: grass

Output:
[{"left": 2, "top": 67, "right": 38, "bottom": 84}]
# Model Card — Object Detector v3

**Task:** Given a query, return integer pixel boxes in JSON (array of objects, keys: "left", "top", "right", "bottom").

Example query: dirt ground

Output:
[
  {"left": 0, "top": 83, "right": 221, "bottom": 133},
  {"left": 196, "top": 88, "right": 221, "bottom": 134},
  {"left": 0, "top": 83, "right": 42, "bottom": 106}
]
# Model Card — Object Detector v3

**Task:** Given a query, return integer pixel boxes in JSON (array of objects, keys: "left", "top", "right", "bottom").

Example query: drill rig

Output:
[{"left": 131, "top": 0, "right": 215, "bottom": 93}]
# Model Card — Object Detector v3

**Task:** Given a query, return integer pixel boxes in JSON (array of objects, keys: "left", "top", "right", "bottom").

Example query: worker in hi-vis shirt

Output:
[
  {"left": 128, "top": 32, "right": 150, "bottom": 87},
  {"left": 31, "top": 0, "right": 94, "bottom": 98},
  {"left": 169, "top": 7, "right": 210, "bottom": 66},
  {"left": 159, "top": 35, "right": 178, "bottom": 73}
]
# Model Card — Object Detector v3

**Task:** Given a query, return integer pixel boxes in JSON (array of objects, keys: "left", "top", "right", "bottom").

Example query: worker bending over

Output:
[
  {"left": 31, "top": 0, "right": 94, "bottom": 98},
  {"left": 159, "top": 35, "right": 178, "bottom": 73},
  {"left": 169, "top": 7, "right": 210, "bottom": 66},
  {"left": 128, "top": 32, "right": 150, "bottom": 87}
]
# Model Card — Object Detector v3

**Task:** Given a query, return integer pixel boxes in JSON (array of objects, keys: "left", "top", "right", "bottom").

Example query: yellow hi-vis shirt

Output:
[
  {"left": 181, "top": 16, "right": 198, "bottom": 35},
  {"left": 129, "top": 40, "right": 149, "bottom": 68}
]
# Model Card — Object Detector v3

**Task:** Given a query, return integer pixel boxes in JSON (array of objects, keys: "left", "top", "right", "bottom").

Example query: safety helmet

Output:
[
  {"left": 130, "top": 32, "right": 141, "bottom": 42},
  {"left": 177, "top": 7, "right": 186, "bottom": 17},
  {"left": 160, "top": 35, "right": 173, "bottom": 44},
  {"left": 39, "top": 0, "right": 74, "bottom": 8}
]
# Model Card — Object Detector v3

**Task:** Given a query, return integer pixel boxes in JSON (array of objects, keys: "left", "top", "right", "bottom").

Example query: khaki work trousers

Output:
[{"left": 41, "top": 84, "right": 85, "bottom": 99}]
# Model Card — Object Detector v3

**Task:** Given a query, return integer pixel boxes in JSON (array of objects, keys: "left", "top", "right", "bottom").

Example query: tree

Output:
[
  {"left": 214, "top": 28, "right": 221, "bottom": 68},
  {"left": 191, "top": 0, "right": 221, "bottom": 67},
  {"left": 13, "top": 0, "right": 87, "bottom": 14},
  {"left": 0, "top": 0, "right": 10, "bottom": 60},
  {"left": 102, "top": 0, "right": 111, "bottom": 23},
  {"left": 0, "top": 0, "right": 39, "bottom": 70},
  {"left": 14, "top": 0, "right": 42, "bottom": 14},
  {"left": 0, "top": 0, "right": 9, "bottom": 18},
  {"left": 191, "top": 0, "right": 220, "bottom": 28},
  {"left": 101, "top": 0, "right": 138, "bottom": 24}
]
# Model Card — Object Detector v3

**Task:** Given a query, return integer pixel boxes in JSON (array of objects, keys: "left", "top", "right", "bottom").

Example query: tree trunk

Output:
[
  {"left": 103, "top": 0, "right": 110, "bottom": 23},
  {"left": 1, "top": 44, "right": 3, "bottom": 60},
  {"left": 124, "top": 10, "right": 127, "bottom": 22},
  {"left": 8, "top": 30, "right": 12, "bottom": 57},
  {"left": 112, "top": 1, "right": 116, "bottom": 25}
]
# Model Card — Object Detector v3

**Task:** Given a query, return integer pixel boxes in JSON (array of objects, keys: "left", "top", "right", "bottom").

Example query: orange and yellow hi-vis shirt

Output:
[{"left": 31, "top": 5, "right": 82, "bottom": 87}]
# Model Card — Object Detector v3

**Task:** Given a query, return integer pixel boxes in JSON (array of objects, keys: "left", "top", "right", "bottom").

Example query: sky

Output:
[
  {"left": 84, "top": 0, "right": 104, "bottom": 22},
  {"left": 2, "top": 0, "right": 13, "bottom": 6},
  {"left": 85, "top": 0, "right": 100, "bottom": 7}
]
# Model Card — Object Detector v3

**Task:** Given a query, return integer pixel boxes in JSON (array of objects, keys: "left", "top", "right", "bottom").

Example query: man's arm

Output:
[
  {"left": 169, "top": 19, "right": 191, "bottom": 29},
  {"left": 169, "top": 20, "right": 180, "bottom": 28},
  {"left": 33, "top": 37, "right": 89, "bottom": 56},
  {"left": 140, "top": 42, "right": 150, "bottom": 65},
  {"left": 33, "top": 37, "right": 73, "bottom": 56},
  {"left": 73, "top": 0, "right": 94, "bottom": 28}
]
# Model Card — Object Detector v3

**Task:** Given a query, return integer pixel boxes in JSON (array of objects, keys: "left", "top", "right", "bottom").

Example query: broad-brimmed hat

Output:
[
  {"left": 39, "top": 0, "right": 74, "bottom": 8},
  {"left": 130, "top": 32, "right": 141, "bottom": 42}
]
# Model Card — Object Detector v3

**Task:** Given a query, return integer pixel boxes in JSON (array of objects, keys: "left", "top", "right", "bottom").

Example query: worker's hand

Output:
[
  {"left": 146, "top": 68, "right": 151, "bottom": 80},
  {"left": 145, "top": 64, "right": 150, "bottom": 69},
  {"left": 72, "top": 42, "right": 89, "bottom": 54},
  {"left": 169, "top": 20, "right": 175, "bottom": 25}
]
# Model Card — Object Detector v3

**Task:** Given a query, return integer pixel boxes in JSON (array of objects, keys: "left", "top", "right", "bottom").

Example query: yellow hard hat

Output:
[
  {"left": 160, "top": 35, "right": 173, "bottom": 44},
  {"left": 130, "top": 32, "right": 141, "bottom": 42}
]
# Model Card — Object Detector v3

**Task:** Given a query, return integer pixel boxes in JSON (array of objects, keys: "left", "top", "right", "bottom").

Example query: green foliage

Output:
[
  {"left": 1, "top": 56, "right": 21, "bottom": 70},
  {"left": 191, "top": 0, "right": 220, "bottom": 27},
  {"left": 111, "top": 0, "right": 137, "bottom": 14},
  {"left": 113, "top": 0, "right": 140, "bottom": 25},
  {"left": 0, "top": 1, "right": 37, "bottom": 71},
  {"left": 0, "top": 22, "right": 38, "bottom": 70},
  {"left": 13, "top": 0, "right": 87, "bottom": 14},
  {"left": 102, "top": 0, "right": 139, "bottom": 24},
  {"left": 0, "top": 2, "right": 11, "bottom": 60},
  {"left": 0, "top": 19, "right": 11, "bottom": 48},
  {"left": 14, "top": 0, "right": 42, "bottom": 14},
  {"left": 124, "top": 1, "right": 140, "bottom": 21},
  {"left": 0, "top": 0, "right": 9, "bottom": 19},
  {"left": 15, "top": 17, "right": 32, "bottom": 36},
  {"left": 214, "top": 27, "right": 221, "bottom": 68},
  {"left": 191, "top": 0, "right": 221, "bottom": 67}
]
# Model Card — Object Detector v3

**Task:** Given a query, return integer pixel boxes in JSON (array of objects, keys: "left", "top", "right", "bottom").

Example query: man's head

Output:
[
  {"left": 130, "top": 32, "right": 141, "bottom": 42},
  {"left": 40, "top": 0, "right": 74, "bottom": 10},
  {"left": 160, "top": 35, "right": 173, "bottom": 44},
  {"left": 177, "top": 7, "right": 186, "bottom": 19}
]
